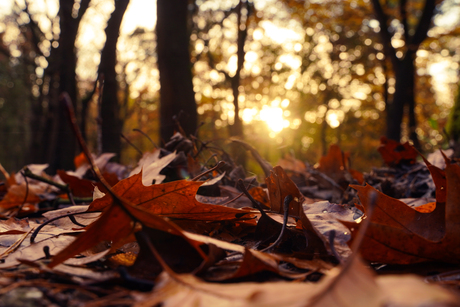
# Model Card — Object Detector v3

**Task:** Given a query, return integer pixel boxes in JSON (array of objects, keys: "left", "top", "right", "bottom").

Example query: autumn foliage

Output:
[{"left": 0, "top": 135, "right": 459, "bottom": 306}]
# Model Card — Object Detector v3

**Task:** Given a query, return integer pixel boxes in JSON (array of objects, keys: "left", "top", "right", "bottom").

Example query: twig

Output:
[
  {"left": 96, "top": 75, "right": 105, "bottom": 156},
  {"left": 191, "top": 161, "right": 225, "bottom": 181},
  {"left": 22, "top": 167, "right": 79, "bottom": 210},
  {"left": 231, "top": 139, "right": 273, "bottom": 177},
  {"left": 121, "top": 133, "right": 143, "bottom": 156},
  {"left": 133, "top": 128, "right": 158, "bottom": 149},
  {"left": 220, "top": 177, "right": 256, "bottom": 207},
  {"left": 30, "top": 211, "right": 97, "bottom": 243},
  {"left": 22, "top": 168, "right": 69, "bottom": 192},
  {"left": 260, "top": 195, "right": 292, "bottom": 253},
  {"left": 61, "top": 93, "right": 138, "bottom": 223},
  {"left": 308, "top": 167, "right": 345, "bottom": 192},
  {"left": 237, "top": 179, "right": 267, "bottom": 216}
]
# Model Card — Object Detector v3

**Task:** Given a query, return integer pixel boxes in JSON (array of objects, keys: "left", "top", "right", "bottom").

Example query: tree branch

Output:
[
  {"left": 409, "top": 0, "right": 436, "bottom": 50},
  {"left": 399, "top": 0, "right": 410, "bottom": 43},
  {"left": 370, "top": 0, "right": 398, "bottom": 68},
  {"left": 21, "top": 0, "right": 46, "bottom": 58}
]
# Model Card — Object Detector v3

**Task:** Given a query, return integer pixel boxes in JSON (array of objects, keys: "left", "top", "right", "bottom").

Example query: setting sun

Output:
[{"left": 259, "top": 105, "right": 290, "bottom": 135}]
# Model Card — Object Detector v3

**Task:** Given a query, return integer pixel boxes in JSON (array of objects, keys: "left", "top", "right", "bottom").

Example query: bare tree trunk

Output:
[
  {"left": 229, "top": 0, "right": 251, "bottom": 166},
  {"left": 98, "top": 0, "right": 130, "bottom": 158},
  {"left": 229, "top": 0, "right": 248, "bottom": 139},
  {"left": 157, "top": 0, "right": 197, "bottom": 142},
  {"left": 371, "top": 0, "right": 435, "bottom": 147},
  {"left": 29, "top": 0, "right": 90, "bottom": 173}
]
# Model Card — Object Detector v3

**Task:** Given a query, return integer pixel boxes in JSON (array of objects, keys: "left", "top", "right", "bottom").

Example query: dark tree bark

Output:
[
  {"left": 370, "top": 0, "right": 436, "bottom": 148},
  {"left": 157, "top": 0, "right": 197, "bottom": 142},
  {"left": 29, "top": 0, "right": 90, "bottom": 173},
  {"left": 98, "top": 0, "right": 130, "bottom": 157},
  {"left": 229, "top": 0, "right": 249, "bottom": 139}
]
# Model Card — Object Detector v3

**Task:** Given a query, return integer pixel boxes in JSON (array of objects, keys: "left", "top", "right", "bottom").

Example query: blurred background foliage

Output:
[{"left": 0, "top": 0, "right": 459, "bottom": 173}]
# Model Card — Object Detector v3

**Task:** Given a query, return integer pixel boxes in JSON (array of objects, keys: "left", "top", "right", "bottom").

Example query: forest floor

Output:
[{"left": 0, "top": 130, "right": 460, "bottom": 306}]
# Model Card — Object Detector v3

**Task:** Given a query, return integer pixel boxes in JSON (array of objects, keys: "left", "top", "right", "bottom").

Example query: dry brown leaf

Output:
[
  {"left": 266, "top": 166, "right": 329, "bottom": 257},
  {"left": 344, "top": 155, "right": 460, "bottom": 264},
  {"left": 133, "top": 254, "right": 458, "bottom": 307}
]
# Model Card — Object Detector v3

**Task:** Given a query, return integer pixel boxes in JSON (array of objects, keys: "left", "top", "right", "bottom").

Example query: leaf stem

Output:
[
  {"left": 260, "top": 195, "right": 292, "bottom": 253},
  {"left": 22, "top": 168, "right": 69, "bottom": 192}
]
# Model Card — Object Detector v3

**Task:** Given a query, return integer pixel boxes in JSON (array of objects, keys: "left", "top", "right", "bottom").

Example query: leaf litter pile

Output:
[{"left": 1, "top": 112, "right": 460, "bottom": 306}]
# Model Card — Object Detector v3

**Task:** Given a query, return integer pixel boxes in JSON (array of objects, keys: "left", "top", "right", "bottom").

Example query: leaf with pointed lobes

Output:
[
  {"left": 377, "top": 136, "right": 418, "bottom": 166},
  {"left": 88, "top": 172, "right": 255, "bottom": 221},
  {"left": 266, "top": 166, "right": 329, "bottom": 258},
  {"left": 344, "top": 153, "right": 460, "bottom": 264}
]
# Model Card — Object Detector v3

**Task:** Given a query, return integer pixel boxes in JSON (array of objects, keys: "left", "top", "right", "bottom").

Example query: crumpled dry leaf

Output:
[
  {"left": 266, "top": 166, "right": 329, "bottom": 257},
  {"left": 343, "top": 153, "right": 460, "bottom": 264}
]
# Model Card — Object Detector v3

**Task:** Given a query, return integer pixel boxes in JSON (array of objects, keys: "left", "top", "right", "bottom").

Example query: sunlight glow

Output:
[
  {"left": 259, "top": 20, "right": 303, "bottom": 45},
  {"left": 260, "top": 106, "right": 284, "bottom": 133},
  {"left": 326, "top": 113, "right": 340, "bottom": 129},
  {"left": 242, "top": 108, "right": 258, "bottom": 123},
  {"left": 326, "top": 110, "right": 345, "bottom": 129},
  {"left": 121, "top": 1, "right": 156, "bottom": 34},
  {"left": 227, "top": 54, "right": 238, "bottom": 76}
]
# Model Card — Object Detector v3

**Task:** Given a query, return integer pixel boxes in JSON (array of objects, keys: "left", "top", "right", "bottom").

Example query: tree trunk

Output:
[
  {"left": 385, "top": 49, "right": 420, "bottom": 148},
  {"left": 29, "top": 0, "right": 90, "bottom": 173},
  {"left": 371, "top": 0, "right": 436, "bottom": 146},
  {"left": 157, "top": 0, "right": 197, "bottom": 142},
  {"left": 98, "top": 0, "right": 130, "bottom": 158},
  {"left": 52, "top": 0, "right": 80, "bottom": 171}
]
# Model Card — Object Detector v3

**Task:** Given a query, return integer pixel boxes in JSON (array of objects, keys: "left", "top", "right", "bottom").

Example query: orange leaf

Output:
[
  {"left": 317, "top": 144, "right": 349, "bottom": 176},
  {"left": 48, "top": 204, "right": 133, "bottom": 268},
  {"left": 74, "top": 152, "right": 88, "bottom": 169},
  {"left": 89, "top": 172, "right": 254, "bottom": 221},
  {"left": 0, "top": 184, "right": 42, "bottom": 210}
]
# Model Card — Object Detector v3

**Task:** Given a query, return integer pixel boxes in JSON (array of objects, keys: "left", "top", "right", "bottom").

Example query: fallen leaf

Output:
[
  {"left": 0, "top": 235, "right": 76, "bottom": 268},
  {"left": 133, "top": 254, "right": 458, "bottom": 307},
  {"left": 377, "top": 136, "right": 418, "bottom": 166},
  {"left": 265, "top": 166, "right": 329, "bottom": 257},
  {"left": 0, "top": 217, "right": 31, "bottom": 235},
  {"left": 88, "top": 172, "right": 255, "bottom": 221},
  {"left": 57, "top": 170, "right": 106, "bottom": 198},
  {"left": 344, "top": 155, "right": 460, "bottom": 264},
  {"left": 316, "top": 145, "right": 356, "bottom": 187}
]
